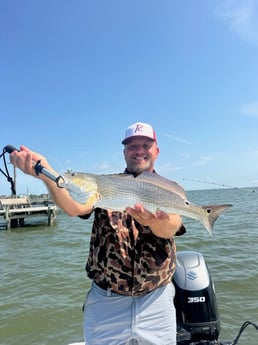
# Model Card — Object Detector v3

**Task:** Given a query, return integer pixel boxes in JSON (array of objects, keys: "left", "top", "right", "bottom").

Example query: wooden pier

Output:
[{"left": 0, "top": 197, "right": 56, "bottom": 230}]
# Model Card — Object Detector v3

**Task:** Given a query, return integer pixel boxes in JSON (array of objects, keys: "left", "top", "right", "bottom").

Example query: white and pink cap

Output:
[{"left": 122, "top": 122, "right": 157, "bottom": 145}]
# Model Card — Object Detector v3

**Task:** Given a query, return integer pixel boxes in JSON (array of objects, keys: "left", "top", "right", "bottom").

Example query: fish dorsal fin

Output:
[{"left": 135, "top": 171, "right": 187, "bottom": 198}]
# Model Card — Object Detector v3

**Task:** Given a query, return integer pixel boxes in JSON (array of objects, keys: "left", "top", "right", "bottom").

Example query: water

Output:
[{"left": 1, "top": 187, "right": 258, "bottom": 345}]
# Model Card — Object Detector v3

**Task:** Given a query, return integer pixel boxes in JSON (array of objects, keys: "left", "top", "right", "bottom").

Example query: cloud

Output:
[
  {"left": 157, "top": 162, "right": 184, "bottom": 175},
  {"left": 246, "top": 149, "right": 258, "bottom": 156},
  {"left": 216, "top": 0, "right": 258, "bottom": 46},
  {"left": 179, "top": 152, "right": 190, "bottom": 159},
  {"left": 164, "top": 133, "right": 192, "bottom": 145},
  {"left": 240, "top": 101, "right": 258, "bottom": 117},
  {"left": 191, "top": 155, "right": 213, "bottom": 167}
]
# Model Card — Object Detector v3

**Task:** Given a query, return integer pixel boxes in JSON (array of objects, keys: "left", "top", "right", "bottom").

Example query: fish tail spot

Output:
[{"left": 202, "top": 204, "right": 232, "bottom": 232}]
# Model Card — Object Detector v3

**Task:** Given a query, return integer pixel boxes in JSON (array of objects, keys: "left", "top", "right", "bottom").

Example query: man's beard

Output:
[{"left": 126, "top": 159, "right": 151, "bottom": 175}]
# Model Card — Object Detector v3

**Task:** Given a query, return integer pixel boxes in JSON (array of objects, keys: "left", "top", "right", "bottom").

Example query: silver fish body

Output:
[{"left": 63, "top": 171, "right": 232, "bottom": 235}]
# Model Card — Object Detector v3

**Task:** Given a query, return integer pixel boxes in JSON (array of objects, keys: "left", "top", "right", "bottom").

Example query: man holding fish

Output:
[{"left": 10, "top": 122, "right": 230, "bottom": 345}]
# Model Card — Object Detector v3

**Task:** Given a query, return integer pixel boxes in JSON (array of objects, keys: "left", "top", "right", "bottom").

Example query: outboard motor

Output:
[{"left": 174, "top": 251, "right": 221, "bottom": 345}]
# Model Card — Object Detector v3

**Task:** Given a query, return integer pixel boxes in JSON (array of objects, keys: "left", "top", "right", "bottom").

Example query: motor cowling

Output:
[{"left": 173, "top": 251, "right": 221, "bottom": 344}]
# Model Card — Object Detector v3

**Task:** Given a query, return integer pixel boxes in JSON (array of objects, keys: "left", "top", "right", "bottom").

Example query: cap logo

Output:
[{"left": 134, "top": 124, "right": 144, "bottom": 134}]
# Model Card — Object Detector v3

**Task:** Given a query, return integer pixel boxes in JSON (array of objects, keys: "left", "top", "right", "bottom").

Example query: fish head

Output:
[{"left": 63, "top": 172, "right": 99, "bottom": 206}]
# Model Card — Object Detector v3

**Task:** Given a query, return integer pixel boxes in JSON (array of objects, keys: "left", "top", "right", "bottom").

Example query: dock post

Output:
[
  {"left": 47, "top": 206, "right": 56, "bottom": 226},
  {"left": 5, "top": 206, "right": 10, "bottom": 230}
]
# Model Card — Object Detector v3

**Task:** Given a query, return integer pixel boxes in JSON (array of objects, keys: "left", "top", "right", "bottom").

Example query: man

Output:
[{"left": 10, "top": 122, "right": 184, "bottom": 345}]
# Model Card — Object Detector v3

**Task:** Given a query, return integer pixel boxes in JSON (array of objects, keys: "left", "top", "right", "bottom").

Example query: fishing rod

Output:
[{"left": 183, "top": 178, "right": 236, "bottom": 189}]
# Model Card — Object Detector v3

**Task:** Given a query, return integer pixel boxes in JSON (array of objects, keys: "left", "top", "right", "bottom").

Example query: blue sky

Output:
[{"left": 1, "top": 0, "right": 258, "bottom": 195}]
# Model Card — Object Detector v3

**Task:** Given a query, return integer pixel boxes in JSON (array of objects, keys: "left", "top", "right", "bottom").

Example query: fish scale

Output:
[{"left": 96, "top": 175, "right": 183, "bottom": 212}]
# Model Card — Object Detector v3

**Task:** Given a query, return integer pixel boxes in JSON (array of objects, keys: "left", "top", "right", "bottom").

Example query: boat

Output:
[{"left": 66, "top": 251, "right": 237, "bottom": 345}]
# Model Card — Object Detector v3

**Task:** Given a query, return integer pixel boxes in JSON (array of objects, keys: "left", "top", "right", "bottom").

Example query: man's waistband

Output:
[
  {"left": 94, "top": 280, "right": 167, "bottom": 297},
  {"left": 94, "top": 280, "right": 110, "bottom": 291}
]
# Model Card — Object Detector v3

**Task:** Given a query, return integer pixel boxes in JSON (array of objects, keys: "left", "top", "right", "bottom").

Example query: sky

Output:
[{"left": 0, "top": 0, "right": 258, "bottom": 196}]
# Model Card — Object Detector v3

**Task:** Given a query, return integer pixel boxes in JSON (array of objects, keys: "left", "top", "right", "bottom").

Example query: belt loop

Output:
[{"left": 107, "top": 288, "right": 112, "bottom": 297}]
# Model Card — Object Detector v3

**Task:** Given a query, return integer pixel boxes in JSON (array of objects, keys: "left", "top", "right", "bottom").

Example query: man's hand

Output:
[
  {"left": 126, "top": 203, "right": 168, "bottom": 226},
  {"left": 126, "top": 203, "right": 182, "bottom": 239},
  {"left": 10, "top": 145, "right": 50, "bottom": 177}
]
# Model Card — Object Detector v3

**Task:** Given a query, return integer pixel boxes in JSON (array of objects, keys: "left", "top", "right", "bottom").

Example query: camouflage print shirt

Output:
[{"left": 85, "top": 207, "right": 176, "bottom": 296}]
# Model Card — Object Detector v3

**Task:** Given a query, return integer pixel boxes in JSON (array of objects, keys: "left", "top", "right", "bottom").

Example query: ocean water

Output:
[{"left": 1, "top": 187, "right": 258, "bottom": 345}]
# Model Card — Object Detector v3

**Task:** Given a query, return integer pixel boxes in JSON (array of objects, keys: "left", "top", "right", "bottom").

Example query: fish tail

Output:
[{"left": 201, "top": 204, "right": 233, "bottom": 235}]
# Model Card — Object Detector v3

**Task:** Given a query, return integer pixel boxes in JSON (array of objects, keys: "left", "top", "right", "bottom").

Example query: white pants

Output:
[{"left": 83, "top": 282, "right": 176, "bottom": 345}]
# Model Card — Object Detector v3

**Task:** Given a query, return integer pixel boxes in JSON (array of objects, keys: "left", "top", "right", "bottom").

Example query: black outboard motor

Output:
[{"left": 174, "top": 251, "right": 221, "bottom": 345}]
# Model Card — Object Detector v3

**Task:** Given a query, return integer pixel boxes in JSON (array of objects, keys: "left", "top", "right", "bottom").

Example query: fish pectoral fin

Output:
[
  {"left": 68, "top": 188, "right": 98, "bottom": 206},
  {"left": 84, "top": 193, "right": 99, "bottom": 208}
]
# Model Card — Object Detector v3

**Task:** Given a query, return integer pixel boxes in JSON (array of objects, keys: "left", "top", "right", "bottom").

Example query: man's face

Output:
[{"left": 123, "top": 137, "right": 159, "bottom": 175}]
